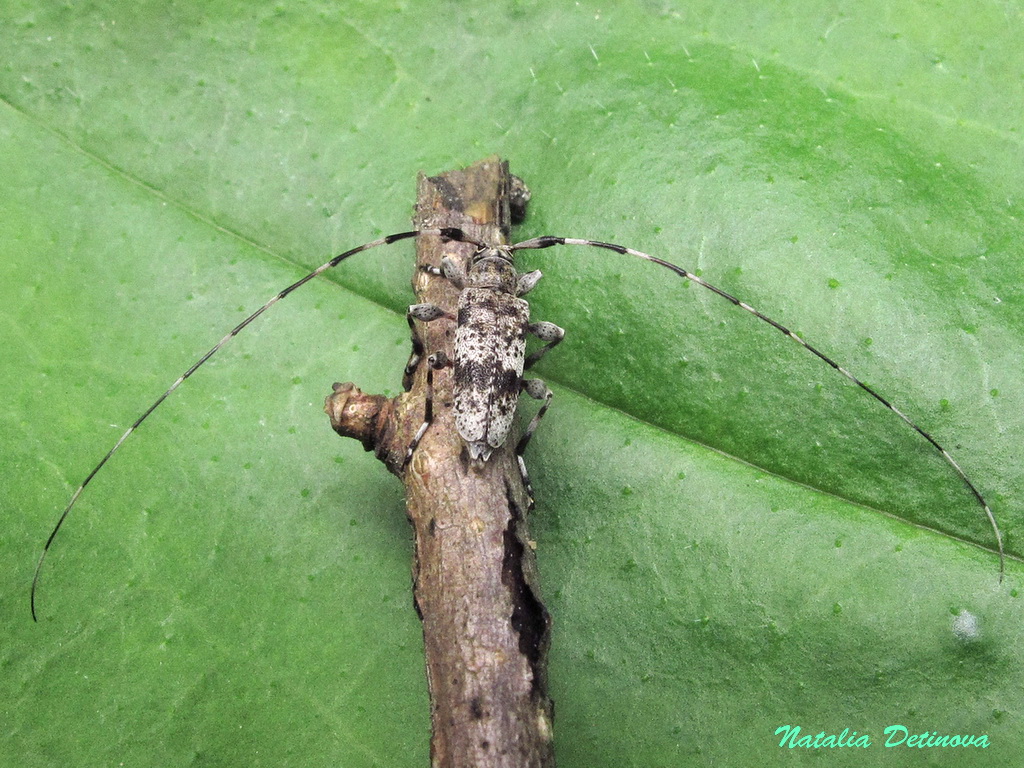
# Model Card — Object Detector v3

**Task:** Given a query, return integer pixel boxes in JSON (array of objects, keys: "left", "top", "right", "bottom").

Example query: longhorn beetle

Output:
[{"left": 31, "top": 223, "right": 1006, "bottom": 620}]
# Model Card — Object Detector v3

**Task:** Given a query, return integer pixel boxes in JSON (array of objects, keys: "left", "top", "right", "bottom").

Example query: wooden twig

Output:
[{"left": 325, "top": 158, "right": 555, "bottom": 768}]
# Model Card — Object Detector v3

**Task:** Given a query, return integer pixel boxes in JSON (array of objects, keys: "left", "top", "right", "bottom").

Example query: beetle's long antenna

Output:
[
  {"left": 31, "top": 230, "right": 430, "bottom": 621},
  {"left": 504, "top": 232, "right": 1005, "bottom": 580},
  {"left": 35, "top": 226, "right": 1005, "bottom": 621}
]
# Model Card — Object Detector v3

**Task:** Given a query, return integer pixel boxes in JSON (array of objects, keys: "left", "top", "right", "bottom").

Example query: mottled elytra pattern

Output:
[
  {"left": 453, "top": 287, "right": 530, "bottom": 459},
  {"left": 31, "top": 225, "right": 1004, "bottom": 620}
]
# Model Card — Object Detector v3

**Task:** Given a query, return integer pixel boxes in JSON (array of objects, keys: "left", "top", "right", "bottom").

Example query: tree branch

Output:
[{"left": 325, "top": 157, "right": 554, "bottom": 768}]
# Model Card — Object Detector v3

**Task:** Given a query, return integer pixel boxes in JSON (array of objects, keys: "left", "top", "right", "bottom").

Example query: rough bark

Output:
[{"left": 325, "top": 157, "right": 554, "bottom": 768}]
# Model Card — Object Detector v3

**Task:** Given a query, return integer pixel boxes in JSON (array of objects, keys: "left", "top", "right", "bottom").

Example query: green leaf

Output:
[{"left": 2, "top": 2, "right": 1021, "bottom": 766}]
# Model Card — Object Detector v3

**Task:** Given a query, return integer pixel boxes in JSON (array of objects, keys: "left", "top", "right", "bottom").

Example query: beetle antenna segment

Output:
[
  {"left": 504, "top": 232, "right": 1005, "bottom": 580},
  {"left": 30, "top": 230, "right": 432, "bottom": 621}
]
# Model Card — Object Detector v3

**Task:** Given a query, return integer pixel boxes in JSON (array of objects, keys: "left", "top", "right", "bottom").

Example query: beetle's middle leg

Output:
[
  {"left": 403, "top": 350, "right": 451, "bottom": 469},
  {"left": 402, "top": 302, "right": 454, "bottom": 466},
  {"left": 404, "top": 302, "right": 453, "bottom": 385},
  {"left": 524, "top": 321, "right": 564, "bottom": 369}
]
